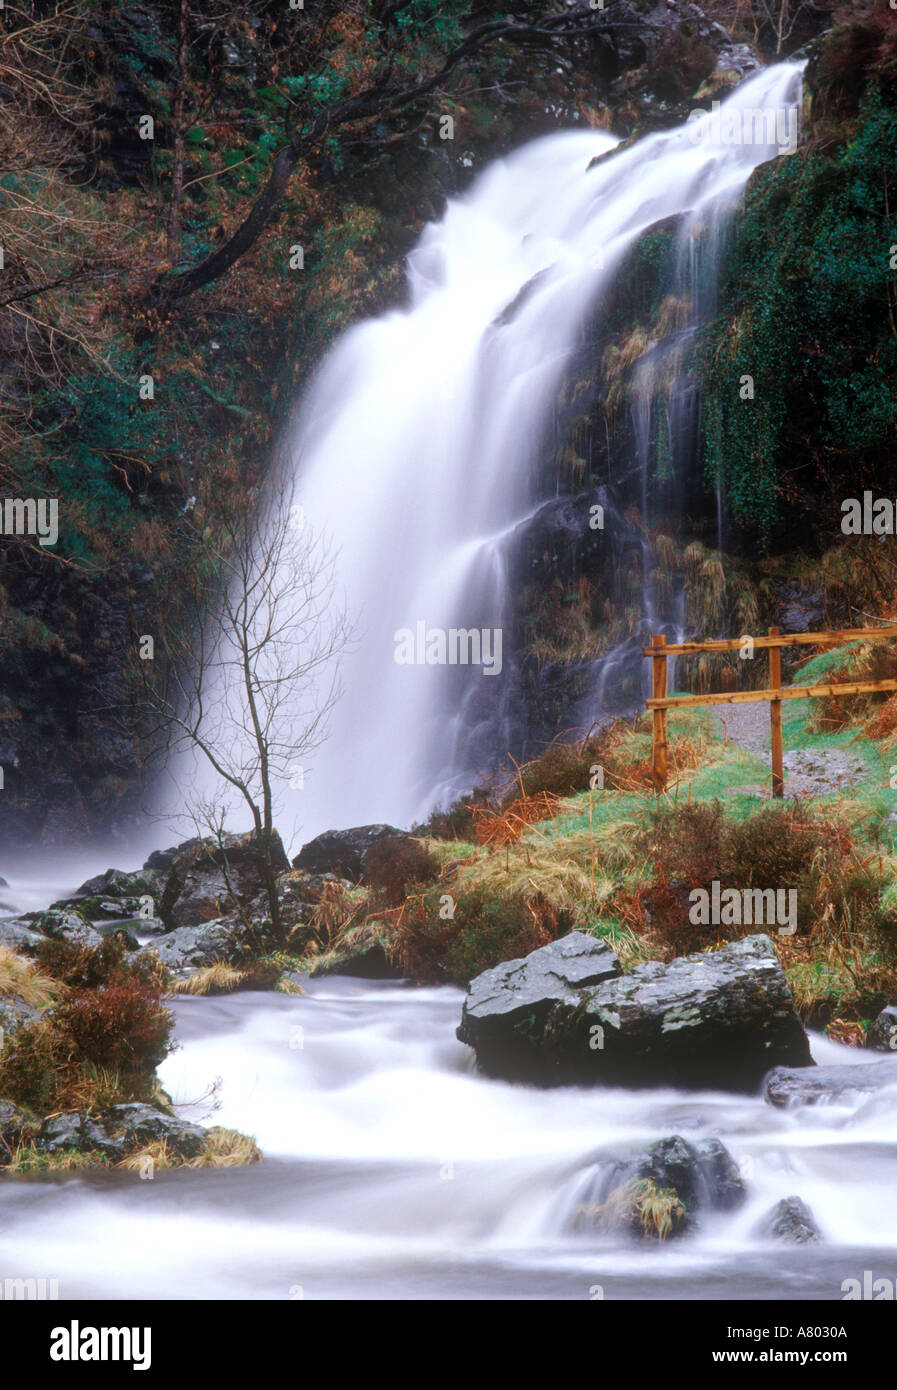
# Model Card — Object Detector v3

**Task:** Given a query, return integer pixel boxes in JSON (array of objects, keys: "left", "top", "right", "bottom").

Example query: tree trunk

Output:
[
  {"left": 166, "top": 0, "right": 189, "bottom": 264},
  {"left": 155, "top": 144, "right": 301, "bottom": 304}
]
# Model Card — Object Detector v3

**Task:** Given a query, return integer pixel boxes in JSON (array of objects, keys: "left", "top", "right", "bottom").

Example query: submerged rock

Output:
[
  {"left": 755, "top": 1196, "right": 821, "bottom": 1244},
  {"left": 764, "top": 1058, "right": 897, "bottom": 1108},
  {"left": 458, "top": 933, "right": 811, "bottom": 1090},
  {"left": 573, "top": 1134, "right": 746, "bottom": 1239},
  {"left": 291, "top": 824, "right": 408, "bottom": 882}
]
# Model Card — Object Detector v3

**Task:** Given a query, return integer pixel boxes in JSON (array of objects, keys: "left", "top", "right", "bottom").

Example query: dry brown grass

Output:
[
  {"left": 0, "top": 947, "right": 61, "bottom": 1008},
  {"left": 470, "top": 791, "right": 564, "bottom": 848},
  {"left": 172, "top": 961, "right": 249, "bottom": 996}
]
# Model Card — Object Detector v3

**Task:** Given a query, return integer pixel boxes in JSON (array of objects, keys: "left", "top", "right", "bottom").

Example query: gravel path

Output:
[{"left": 715, "top": 703, "right": 868, "bottom": 799}]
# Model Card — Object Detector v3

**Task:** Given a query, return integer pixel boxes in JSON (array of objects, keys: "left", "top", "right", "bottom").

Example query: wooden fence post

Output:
[
  {"left": 652, "top": 633, "right": 667, "bottom": 793},
  {"left": 769, "top": 625, "right": 784, "bottom": 798}
]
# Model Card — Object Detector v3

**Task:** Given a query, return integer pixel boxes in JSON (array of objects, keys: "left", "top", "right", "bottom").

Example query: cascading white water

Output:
[
  {"left": 5, "top": 979, "right": 896, "bottom": 1300},
  {"left": 265, "top": 64, "right": 804, "bottom": 842}
]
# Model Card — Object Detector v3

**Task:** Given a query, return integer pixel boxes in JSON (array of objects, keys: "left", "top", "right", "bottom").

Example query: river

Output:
[{"left": 4, "top": 975, "right": 896, "bottom": 1300}]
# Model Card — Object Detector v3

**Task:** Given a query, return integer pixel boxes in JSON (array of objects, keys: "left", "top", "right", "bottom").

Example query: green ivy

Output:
[{"left": 700, "top": 90, "right": 897, "bottom": 533}]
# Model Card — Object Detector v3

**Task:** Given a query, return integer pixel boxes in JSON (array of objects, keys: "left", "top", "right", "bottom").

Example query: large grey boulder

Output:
[
  {"left": 456, "top": 932, "right": 621, "bottom": 1081},
  {"left": 138, "top": 916, "right": 260, "bottom": 973},
  {"left": 458, "top": 933, "right": 812, "bottom": 1090},
  {"left": 764, "top": 1057, "right": 897, "bottom": 1108},
  {"left": 0, "top": 918, "right": 44, "bottom": 955},
  {"left": 74, "top": 866, "right": 162, "bottom": 901},
  {"left": 25, "top": 909, "right": 103, "bottom": 950}
]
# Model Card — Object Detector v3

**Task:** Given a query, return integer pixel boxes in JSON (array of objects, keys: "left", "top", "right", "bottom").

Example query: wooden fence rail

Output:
[{"left": 642, "top": 623, "right": 897, "bottom": 797}]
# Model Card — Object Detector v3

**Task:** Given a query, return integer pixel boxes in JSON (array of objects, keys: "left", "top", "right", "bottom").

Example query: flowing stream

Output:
[
  {"left": 3, "top": 975, "right": 896, "bottom": 1300},
  {"left": 280, "top": 61, "right": 805, "bottom": 840}
]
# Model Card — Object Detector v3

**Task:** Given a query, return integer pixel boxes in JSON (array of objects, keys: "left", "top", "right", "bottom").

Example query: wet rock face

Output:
[
  {"left": 104, "top": 1104, "right": 205, "bottom": 1160},
  {"left": 573, "top": 1134, "right": 746, "bottom": 1239},
  {"left": 458, "top": 933, "right": 812, "bottom": 1090},
  {"left": 755, "top": 1196, "right": 821, "bottom": 1244},
  {"left": 763, "top": 1057, "right": 897, "bottom": 1108}
]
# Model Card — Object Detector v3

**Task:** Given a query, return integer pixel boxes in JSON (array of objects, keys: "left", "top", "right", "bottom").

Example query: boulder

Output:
[
  {"left": 755, "top": 1196, "right": 821, "bottom": 1244},
  {"left": 138, "top": 916, "right": 261, "bottom": 973},
  {"left": 73, "top": 866, "right": 162, "bottom": 902},
  {"left": 458, "top": 933, "right": 812, "bottom": 1090},
  {"left": 457, "top": 931, "right": 622, "bottom": 1080},
  {"left": 159, "top": 830, "right": 289, "bottom": 929},
  {"left": 91, "top": 921, "right": 141, "bottom": 950},
  {"left": 764, "top": 1057, "right": 897, "bottom": 1108},
  {"left": 0, "top": 994, "right": 44, "bottom": 1038},
  {"left": 0, "top": 918, "right": 44, "bottom": 955},
  {"left": 573, "top": 1135, "right": 746, "bottom": 1239},
  {"left": 24, "top": 909, "right": 103, "bottom": 950},
  {"left": 104, "top": 1103, "right": 205, "bottom": 1159},
  {"left": 0, "top": 1100, "right": 38, "bottom": 1161},
  {"left": 868, "top": 1005, "right": 897, "bottom": 1053},
  {"left": 51, "top": 894, "right": 150, "bottom": 922},
  {"left": 37, "top": 1112, "right": 126, "bottom": 1159},
  {"left": 291, "top": 824, "right": 408, "bottom": 883}
]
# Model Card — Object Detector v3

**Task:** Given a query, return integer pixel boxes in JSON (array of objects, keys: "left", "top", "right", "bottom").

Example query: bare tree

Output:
[
  {"left": 143, "top": 474, "right": 350, "bottom": 941},
  {"left": 752, "top": 0, "right": 824, "bottom": 54}
]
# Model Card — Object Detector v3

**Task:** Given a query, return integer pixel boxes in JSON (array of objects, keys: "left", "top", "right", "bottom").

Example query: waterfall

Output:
[{"left": 264, "top": 63, "right": 804, "bottom": 842}]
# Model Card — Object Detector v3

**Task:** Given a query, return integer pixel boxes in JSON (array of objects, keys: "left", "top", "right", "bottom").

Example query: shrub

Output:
[
  {"left": 395, "top": 884, "right": 568, "bottom": 985},
  {"left": 0, "top": 938, "right": 174, "bottom": 1112},
  {"left": 362, "top": 836, "right": 440, "bottom": 906},
  {"left": 625, "top": 801, "right": 856, "bottom": 955},
  {"left": 53, "top": 976, "right": 173, "bottom": 1085},
  {"left": 414, "top": 786, "right": 492, "bottom": 841}
]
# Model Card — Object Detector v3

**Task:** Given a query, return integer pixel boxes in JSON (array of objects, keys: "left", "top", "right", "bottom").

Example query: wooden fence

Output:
[{"left": 643, "top": 624, "right": 897, "bottom": 796}]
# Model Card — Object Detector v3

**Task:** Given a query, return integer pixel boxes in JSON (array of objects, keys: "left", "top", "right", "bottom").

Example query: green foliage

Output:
[{"left": 701, "top": 90, "right": 897, "bottom": 531}]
